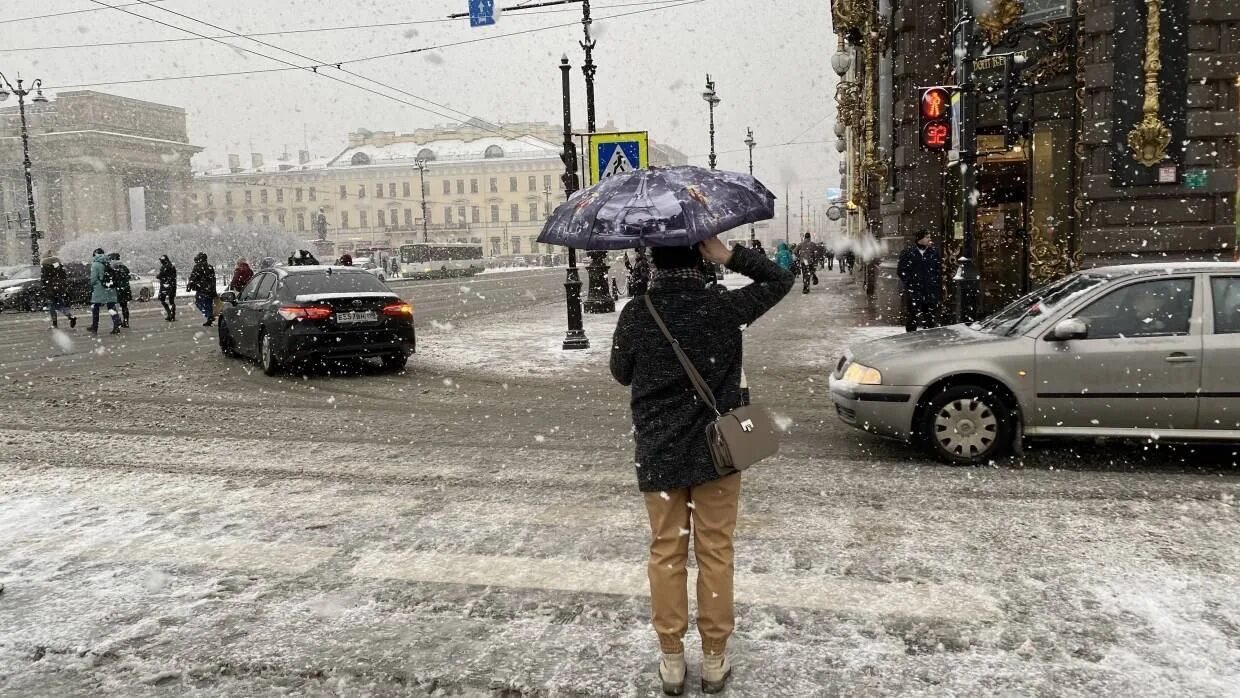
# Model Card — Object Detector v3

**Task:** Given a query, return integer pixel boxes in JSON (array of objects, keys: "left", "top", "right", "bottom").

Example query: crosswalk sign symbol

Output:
[{"left": 588, "top": 131, "right": 649, "bottom": 185}]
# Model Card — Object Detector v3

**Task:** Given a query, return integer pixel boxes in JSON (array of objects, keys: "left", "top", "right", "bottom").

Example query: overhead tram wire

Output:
[
  {"left": 0, "top": 0, "right": 167, "bottom": 26},
  {"left": 0, "top": 0, "right": 686, "bottom": 52}
]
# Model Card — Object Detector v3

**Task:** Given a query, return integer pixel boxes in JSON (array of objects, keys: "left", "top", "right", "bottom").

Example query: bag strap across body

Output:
[{"left": 643, "top": 294, "right": 722, "bottom": 418}]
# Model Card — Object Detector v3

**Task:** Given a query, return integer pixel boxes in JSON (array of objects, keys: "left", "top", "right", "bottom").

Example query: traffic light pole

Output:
[{"left": 953, "top": 14, "right": 981, "bottom": 324}]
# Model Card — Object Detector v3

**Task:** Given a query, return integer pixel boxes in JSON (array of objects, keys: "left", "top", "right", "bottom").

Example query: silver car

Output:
[{"left": 829, "top": 262, "right": 1240, "bottom": 464}]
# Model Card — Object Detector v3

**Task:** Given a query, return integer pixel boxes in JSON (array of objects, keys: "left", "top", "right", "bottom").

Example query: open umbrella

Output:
[{"left": 537, "top": 165, "right": 776, "bottom": 251}]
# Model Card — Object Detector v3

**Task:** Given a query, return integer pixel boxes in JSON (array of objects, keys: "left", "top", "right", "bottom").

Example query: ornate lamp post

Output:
[
  {"left": 558, "top": 56, "right": 589, "bottom": 350},
  {"left": 0, "top": 73, "right": 49, "bottom": 265},
  {"left": 702, "top": 75, "right": 720, "bottom": 170},
  {"left": 744, "top": 127, "right": 756, "bottom": 243},
  {"left": 414, "top": 158, "right": 430, "bottom": 243}
]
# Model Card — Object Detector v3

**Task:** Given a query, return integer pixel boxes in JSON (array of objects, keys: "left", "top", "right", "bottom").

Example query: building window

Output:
[
  {"left": 529, "top": 202, "right": 539, "bottom": 221},
  {"left": 191, "top": 192, "right": 198, "bottom": 201},
  {"left": 528, "top": 176, "right": 536, "bottom": 192},
  {"left": 377, "top": 210, "right": 386, "bottom": 228},
  {"left": 297, "top": 213, "right": 305, "bottom": 231},
  {"left": 444, "top": 207, "right": 453, "bottom": 224},
  {"left": 260, "top": 189, "right": 268, "bottom": 204},
  {"left": 456, "top": 180, "right": 465, "bottom": 195},
  {"left": 386, "top": 183, "right": 394, "bottom": 198},
  {"left": 339, "top": 185, "right": 347, "bottom": 199},
  {"left": 510, "top": 204, "right": 520, "bottom": 222},
  {"left": 470, "top": 179, "right": 479, "bottom": 194},
  {"left": 511, "top": 237, "right": 521, "bottom": 254},
  {"left": 490, "top": 238, "right": 501, "bottom": 257},
  {"left": 206, "top": 193, "right": 214, "bottom": 207},
  {"left": 404, "top": 208, "right": 413, "bottom": 227},
  {"left": 246, "top": 214, "right": 254, "bottom": 224},
  {"left": 245, "top": 191, "right": 253, "bottom": 204},
  {"left": 308, "top": 186, "right": 317, "bottom": 201},
  {"left": 457, "top": 206, "right": 466, "bottom": 224},
  {"left": 403, "top": 182, "right": 411, "bottom": 198},
  {"left": 509, "top": 177, "right": 518, "bottom": 192},
  {"left": 359, "top": 210, "right": 368, "bottom": 228},
  {"left": 490, "top": 205, "right": 500, "bottom": 223},
  {"left": 489, "top": 177, "right": 498, "bottom": 193},
  {"left": 530, "top": 237, "right": 539, "bottom": 254},
  {"left": 484, "top": 145, "right": 505, "bottom": 158},
  {"left": 543, "top": 174, "right": 552, "bottom": 191},
  {"left": 442, "top": 180, "right": 451, "bottom": 195},
  {"left": 226, "top": 214, "right": 235, "bottom": 223},
  {"left": 390, "top": 209, "right": 398, "bottom": 228},
  {"left": 375, "top": 183, "right": 382, "bottom": 198},
  {"left": 295, "top": 188, "right": 304, "bottom": 202},
  {"left": 261, "top": 214, "right": 269, "bottom": 224},
  {"left": 225, "top": 191, "right": 233, "bottom": 205},
  {"left": 276, "top": 189, "right": 284, "bottom": 203},
  {"left": 340, "top": 211, "right": 348, "bottom": 229},
  {"left": 358, "top": 185, "right": 366, "bottom": 198},
  {"left": 278, "top": 211, "right": 286, "bottom": 227},
  {"left": 471, "top": 206, "right": 481, "bottom": 223}
]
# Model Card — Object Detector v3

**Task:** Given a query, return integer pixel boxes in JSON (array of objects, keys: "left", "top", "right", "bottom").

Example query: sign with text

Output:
[{"left": 587, "top": 131, "right": 649, "bottom": 185}]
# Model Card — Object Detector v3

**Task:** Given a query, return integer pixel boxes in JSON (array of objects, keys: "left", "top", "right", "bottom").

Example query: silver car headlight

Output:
[{"left": 842, "top": 361, "right": 883, "bottom": 385}]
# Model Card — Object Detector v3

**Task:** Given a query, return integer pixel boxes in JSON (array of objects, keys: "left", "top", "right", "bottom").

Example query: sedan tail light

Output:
[
  {"left": 382, "top": 301, "right": 413, "bottom": 318},
  {"left": 278, "top": 304, "right": 334, "bottom": 321}
]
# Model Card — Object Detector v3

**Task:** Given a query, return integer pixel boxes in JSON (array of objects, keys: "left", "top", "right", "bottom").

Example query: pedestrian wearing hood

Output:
[
  {"left": 40, "top": 256, "right": 76, "bottom": 330},
  {"left": 228, "top": 257, "right": 253, "bottom": 292},
  {"left": 288, "top": 249, "right": 320, "bottom": 266},
  {"left": 774, "top": 241, "right": 794, "bottom": 271},
  {"left": 337, "top": 253, "right": 353, "bottom": 267},
  {"left": 157, "top": 255, "right": 178, "bottom": 321},
  {"left": 87, "top": 248, "right": 122, "bottom": 335},
  {"left": 186, "top": 252, "right": 217, "bottom": 327},
  {"left": 107, "top": 252, "right": 133, "bottom": 328},
  {"left": 610, "top": 239, "right": 793, "bottom": 695}
]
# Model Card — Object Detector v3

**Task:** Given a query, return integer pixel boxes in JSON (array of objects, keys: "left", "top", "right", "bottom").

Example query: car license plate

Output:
[{"left": 336, "top": 310, "right": 377, "bottom": 324}]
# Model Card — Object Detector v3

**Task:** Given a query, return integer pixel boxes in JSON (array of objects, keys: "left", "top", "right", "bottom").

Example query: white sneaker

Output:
[
  {"left": 701, "top": 652, "right": 732, "bottom": 694},
  {"left": 658, "top": 652, "right": 685, "bottom": 696}
]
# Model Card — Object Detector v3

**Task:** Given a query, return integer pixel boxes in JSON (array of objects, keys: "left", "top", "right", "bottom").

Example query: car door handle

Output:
[{"left": 1165, "top": 353, "right": 1197, "bottom": 363}]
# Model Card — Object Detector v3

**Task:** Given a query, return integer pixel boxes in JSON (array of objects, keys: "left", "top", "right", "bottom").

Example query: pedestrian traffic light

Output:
[{"left": 918, "top": 86, "right": 954, "bottom": 152}]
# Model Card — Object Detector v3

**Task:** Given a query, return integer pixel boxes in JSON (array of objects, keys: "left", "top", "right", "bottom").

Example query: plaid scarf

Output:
[{"left": 650, "top": 267, "right": 707, "bottom": 290}]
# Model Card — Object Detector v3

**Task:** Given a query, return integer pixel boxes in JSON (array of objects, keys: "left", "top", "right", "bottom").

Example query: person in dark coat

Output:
[
  {"left": 107, "top": 252, "right": 133, "bottom": 328},
  {"left": 793, "top": 233, "right": 819, "bottom": 294},
  {"left": 40, "top": 256, "right": 77, "bottom": 329},
  {"left": 624, "top": 247, "right": 650, "bottom": 297},
  {"left": 289, "top": 249, "right": 320, "bottom": 266},
  {"left": 186, "top": 252, "right": 218, "bottom": 327},
  {"left": 610, "top": 238, "right": 792, "bottom": 695},
  {"left": 228, "top": 258, "right": 253, "bottom": 292},
  {"left": 750, "top": 239, "right": 765, "bottom": 257},
  {"left": 157, "top": 255, "right": 178, "bottom": 322},
  {"left": 897, "top": 229, "right": 942, "bottom": 332},
  {"left": 337, "top": 253, "right": 353, "bottom": 267}
]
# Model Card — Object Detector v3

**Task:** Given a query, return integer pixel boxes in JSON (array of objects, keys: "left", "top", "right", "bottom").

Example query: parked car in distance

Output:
[
  {"left": 217, "top": 265, "right": 415, "bottom": 375},
  {"left": 352, "top": 257, "right": 387, "bottom": 282},
  {"left": 0, "top": 263, "right": 91, "bottom": 312},
  {"left": 829, "top": 262, "right": 1240, "bottom": 464}
]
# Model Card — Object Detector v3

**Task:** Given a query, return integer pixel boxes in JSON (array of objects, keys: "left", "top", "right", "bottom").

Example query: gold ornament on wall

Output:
[
  {"left": 835, "top": 81, "right": 864, "bottom": 128},
  {"left": 1127, "top": 0, "right": 1171, "bottom": 167},
  {"left": 978, "top": 0, "right": 1025, "bottom": 46}
]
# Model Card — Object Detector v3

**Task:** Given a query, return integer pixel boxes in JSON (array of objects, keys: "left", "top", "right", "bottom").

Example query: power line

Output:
[
  {"left": 0, "top": 0, "right": 684, "bottom": 52},
  {"left": 0, "top": 0, "right": 166, "bottom": 26}
]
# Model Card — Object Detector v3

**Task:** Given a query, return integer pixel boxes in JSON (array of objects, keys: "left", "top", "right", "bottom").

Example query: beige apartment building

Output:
[{"left": 192, "top": 120, "right": 687, "bottom": 258}]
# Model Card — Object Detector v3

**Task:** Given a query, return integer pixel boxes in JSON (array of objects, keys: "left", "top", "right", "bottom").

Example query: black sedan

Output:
[
  {"left": 0, "top": 263, "right": 91, "bottom": 312},
  {"left": 217, "top": 266, "right": 415, "bottom": 375}
]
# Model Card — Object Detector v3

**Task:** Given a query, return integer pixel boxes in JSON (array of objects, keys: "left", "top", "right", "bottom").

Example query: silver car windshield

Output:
[{"left": 973, "top": 274, "right": 1106, "bottom": 336}]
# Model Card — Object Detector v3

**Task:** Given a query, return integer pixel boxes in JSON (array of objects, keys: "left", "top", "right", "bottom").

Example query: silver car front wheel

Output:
[{"left": 922, "top": 385, "right": 1012, "bottom": 464}]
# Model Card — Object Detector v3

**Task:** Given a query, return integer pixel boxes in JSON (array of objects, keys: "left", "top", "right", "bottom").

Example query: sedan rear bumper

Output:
[
  {"left": 277, "top": 324, "right": 416, "bottom": 363},
  {"left": 828, "top": 376, "right": 919, "bottom": 441}
]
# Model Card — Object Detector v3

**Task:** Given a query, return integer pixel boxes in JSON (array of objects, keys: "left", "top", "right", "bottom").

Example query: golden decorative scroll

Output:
[
  {"left": 978, "top": 0, "right": 1025, "bottom": 46},
  {"left": 1127, "top": 0, "right": 1171, "bottom": 167}
]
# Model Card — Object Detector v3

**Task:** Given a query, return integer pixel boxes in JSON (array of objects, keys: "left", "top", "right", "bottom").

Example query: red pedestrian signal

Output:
[{"left": 918, "top": 86, "right": 954, "bottom": 152}]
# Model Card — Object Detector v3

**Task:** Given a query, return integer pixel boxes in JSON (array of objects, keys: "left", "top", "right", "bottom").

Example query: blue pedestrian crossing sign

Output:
[
  {"left": 588, "top": 131, "right": 649, "bottom": 185},
  {"left": 468, "top": 0, "right": 496, "bottom": 27}
]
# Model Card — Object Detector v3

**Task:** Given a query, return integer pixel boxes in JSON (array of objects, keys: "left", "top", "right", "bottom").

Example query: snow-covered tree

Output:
[{"left": 57, "top": 223, "right": 306, "bottom": 274}]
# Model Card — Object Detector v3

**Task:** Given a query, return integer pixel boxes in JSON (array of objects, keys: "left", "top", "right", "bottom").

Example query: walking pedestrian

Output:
[
  {"left": 750, "top": 239, "right": 765, "bottom": 257},
  {"left": 336, "top": 253, "right": 353, "bottom": 267},
  {"left": 107, "top": 252, "right": 133, "bottom": 328},
  {"left": 228, "top": 257, "right": 254, "bottom": 292},
  {"left": 824, "top": 246, "right": 835, "bottom": 270},
  {"left": 897, "top": 229, "right": 942, "bottom": 332},
  {"left": 157, "top": 255, "right": 178, "bottom": 322},
  {"left": 289, "top": 249, "right": 320, "bottom": 266},
  {"left": 624, "top": 248, "right": 651, "bottom": 297},
  {"left": 774, "top": 241, "right": 794, "bottom": 272},
  {"left": 610, "top": 238, "right": 793, "bottom": 696},
  {"left": 40, "top": 256, "right": 77, "bottom": 329},
  {"left": 86, "top": 248, "right": 122, "bottom": 335},
  {"left": 793, "top": 233, "right": 819, "bottom": 294},
  {"left": 186, "top": 252, "right": 218, "bottom": 327}
]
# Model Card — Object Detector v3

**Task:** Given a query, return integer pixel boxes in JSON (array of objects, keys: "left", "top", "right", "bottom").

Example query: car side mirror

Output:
[
  {"left": 1050, "top": 317, "right": 1088, "bottom": 341},
  {"left": 220, "top": 291, "right": 238, "bottom": 305}
]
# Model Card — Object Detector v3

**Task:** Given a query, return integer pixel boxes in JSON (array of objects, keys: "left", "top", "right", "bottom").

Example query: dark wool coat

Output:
[
  {"left": 897, "top": 244, "right": 942, "bottom": 306},
  {"left": 187, "top": 261, "right": 217, "bottom": 298},
  {"left": 610, "top": 246, "right": 793, "bottom": 492},
  {"left": 157, "top": 260, "right": 178, "bottom": 292},
  {"left": 112, "top": 262, "right": 133, "bottom": 303},
  {"left": 40, "top": 259, "right": 69, "bottom": 300}
]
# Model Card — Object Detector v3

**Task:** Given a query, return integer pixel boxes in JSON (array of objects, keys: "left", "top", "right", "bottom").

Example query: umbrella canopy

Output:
[{"left": 537, "top": 165, "right": 776, "bottom": 251}]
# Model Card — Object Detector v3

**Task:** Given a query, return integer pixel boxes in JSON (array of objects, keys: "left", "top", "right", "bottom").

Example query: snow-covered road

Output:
[{"left": 1, "top": 272, "right": 1237, "bottom": 696}]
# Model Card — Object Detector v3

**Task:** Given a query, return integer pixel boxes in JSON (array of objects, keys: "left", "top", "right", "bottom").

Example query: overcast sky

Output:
[{"left": 3, "top": 0, "right": 838, "bottom": 202}]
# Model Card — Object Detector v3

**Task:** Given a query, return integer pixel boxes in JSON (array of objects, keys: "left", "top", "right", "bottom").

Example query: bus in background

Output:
[{"left": 398, "top": 243, "right": 485, "bottom": 276}]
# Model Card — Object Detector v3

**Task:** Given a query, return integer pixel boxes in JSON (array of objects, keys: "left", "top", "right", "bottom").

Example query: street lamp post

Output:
[
  {"left": 558, "top": 56, "right": 589, "bottom": 350},
  {"left": 0, "top": 73, "right": 49, "bottom": 265},
  {"left": 414, "top": 158, "right": 430, "bottom": 243},
  {"left": 578, "top": 0, "right": 616, "bottom": 314},
  {"left": 703, "top": 75, "right": 720, "bottom": 170},
  {"left": 744, "top": 127, "right": 756, "bottom": 243}
]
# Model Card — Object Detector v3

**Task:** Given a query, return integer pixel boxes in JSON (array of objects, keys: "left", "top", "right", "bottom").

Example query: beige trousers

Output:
[{"left": 642, "top": 473, "right": 742, "bottom": 655}]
